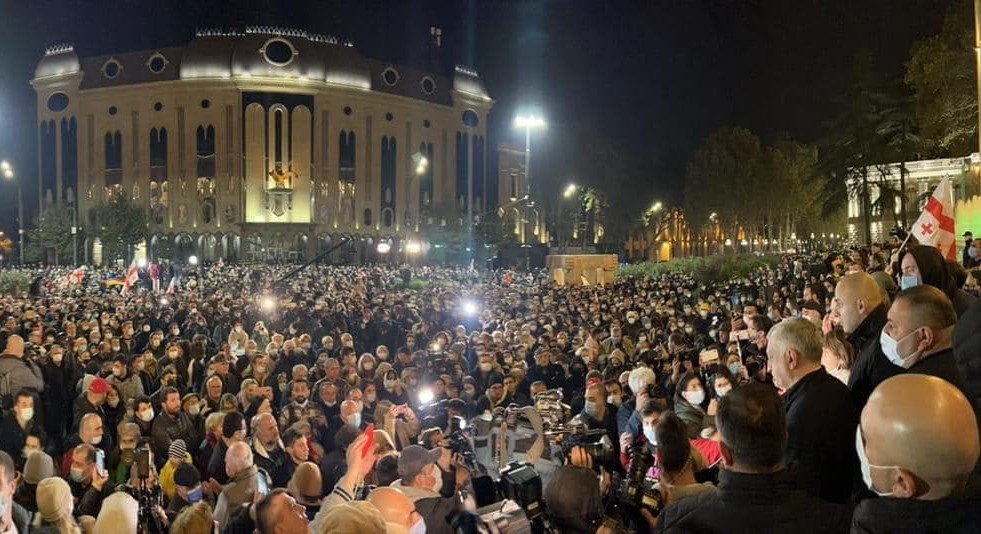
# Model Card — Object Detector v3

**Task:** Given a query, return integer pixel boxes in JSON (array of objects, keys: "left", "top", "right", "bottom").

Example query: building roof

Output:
[{"left": 36, "top": 28, "right": 484, "bottom": 106}]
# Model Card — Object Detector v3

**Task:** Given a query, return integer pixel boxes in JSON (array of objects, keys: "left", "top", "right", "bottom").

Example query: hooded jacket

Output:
[{"left": 902, "top": 245, "right": 977, "bottom": 317}]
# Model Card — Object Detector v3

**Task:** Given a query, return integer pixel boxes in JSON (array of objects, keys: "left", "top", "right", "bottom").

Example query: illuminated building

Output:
[{"left": 31, "top": 28, "right": 493, "bottom": 263}]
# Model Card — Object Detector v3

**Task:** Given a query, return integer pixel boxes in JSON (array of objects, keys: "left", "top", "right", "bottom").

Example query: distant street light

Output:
[
  {"left": 1, "top": 161, "right": 24, "bottom": 265},
  {"left": 188, "top": 255, "right": 199, "bottom": 266},
  {"left": 405, "top": 241, "right": 422, "bottom": 255},
  {"left": 563, "top": 184, "right": 578, "bottom": 199},
  {"left": 376, "top": 242, "right": 391, "bottom": 254},
  {"left": 514, "top": 114, "right": 547, "bottom": 253}
]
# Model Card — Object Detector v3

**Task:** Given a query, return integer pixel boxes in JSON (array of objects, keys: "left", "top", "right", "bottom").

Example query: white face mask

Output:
[
  {"left": 856, "top": 426, "right": 898, "bottom": 496},
  {"left": 683, "top": 389, "right": 705, "bottom": 406},
  {"left": 715, "top": 386, "right": 731, "bottom": 397},
  {"left": 606, "top": 394, "right": 621, "bottom": 407},
  {"left": 879, "top": 329, "right": 922, "bottom": 369},
  {"left": 139, "top": 408, "right": 155, "bottom": 422}
]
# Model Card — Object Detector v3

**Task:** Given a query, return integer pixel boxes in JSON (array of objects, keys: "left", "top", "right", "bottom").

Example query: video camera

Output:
[{"left": 617, "top": 439, "right": 663, "bottom": 516}]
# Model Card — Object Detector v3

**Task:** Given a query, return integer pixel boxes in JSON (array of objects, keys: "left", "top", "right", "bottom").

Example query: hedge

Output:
[{"left": 617, "top": 254, "right": 782, "bottom": 285}]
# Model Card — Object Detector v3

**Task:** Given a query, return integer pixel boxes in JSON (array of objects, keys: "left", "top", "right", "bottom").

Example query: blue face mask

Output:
[
  {"left": 643, "top": 428, "right": 657, "bottom": 446},
  {"left": 584, "top": 401, "right": 599, "bottom": 418},
  {"left": 900, "top": 275, "right": 919, "bottom": 290},
  {"left": 728, "top": 363, "right": 741, "bottom": 376},
  {"left": 187, "top": 485, "right": 203, "bottom": 503}
]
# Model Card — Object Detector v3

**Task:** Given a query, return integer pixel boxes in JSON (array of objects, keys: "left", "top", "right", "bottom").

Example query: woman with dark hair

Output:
[
  {"left": 899, "top": 245, "right": 977, "bottom": 316},
  {"left": 673, "top": 373, "right": 711, "bottom": 439}
]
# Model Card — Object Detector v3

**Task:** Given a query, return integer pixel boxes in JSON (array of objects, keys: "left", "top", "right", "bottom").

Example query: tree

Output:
[
  {"left": 26, "top": 207, "right": 74, "bottom": 264},
  {"left": 684, "top": 126, "right": 763, "bottom": 247},
  {"left": 95, "top": 195, "right": 147, "bottom": 265},
  {"left": 905, "top": 0, "right": 976, "bottom": 155},
  {"left": 761, "top": 139, "right": 823, "bottom": 248}
]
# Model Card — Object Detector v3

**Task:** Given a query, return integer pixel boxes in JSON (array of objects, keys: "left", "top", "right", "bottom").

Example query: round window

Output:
[
  {"left": 46, "top": 92, "right": 70, "bottom": 112},
  {"left": 382, "top": 67, "right": 400, "bottom": 86},
  {"left": 420, "top": 76, "right": 436, "bottom": 95},
  {"left": 385, "top": 112, "right": 394, "bottom": 122},
  {"left": 108, "top": 106, "right": 118, "bottom": 116},
  {"left": 423, "top": 119, "right": 431, "bottom": 129},
  {"left": 201, "top": 99, "right": 211, "bottom": 109},
  {"left": 153, "top": 102, "right": 163, "bottom": 112},
  {"left": 343, "top": 106, "right": 352, "bottom": 116},
  {"left": 462, "top": 110, "right": 479, "bottom": 128},
  {"left": 262, "top": 38, "right": 296, "bottom": 66},
  {"left": 103, "top": 60, "right": 121, "bottom": 79},
  {"left": 148, "top": 54, "right": 167, "bottom": 74}
]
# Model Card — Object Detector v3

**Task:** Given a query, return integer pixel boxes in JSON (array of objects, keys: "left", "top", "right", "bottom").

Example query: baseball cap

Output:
[
  {"left": 397, "top": 445, "right": 441, "bottom": 481},
  {"left": 89, "top": 377, "right": 110, "bottom": 395}
]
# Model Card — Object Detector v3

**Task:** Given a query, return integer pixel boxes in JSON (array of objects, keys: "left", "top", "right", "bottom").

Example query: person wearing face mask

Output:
[
  {"left": 767, "top": 318, "right": 858, "bottom": 505},
  {"left": 881, "top": 285, "right": 969, "bottom": 400},
  {"left": 852, "top": 374, "right": 980, "bottom": 532},
  {"left": 673, "top": 374, "right": 711, "bottom": 440},
  {"left": 601, "top": 327, "right": 636, "bottom": 358},
  {"left": 167, "top": 463, "right": 204, "bottom": 524},
  {"left": 469, "top": 353, "right": 503, "bottom": 394},
  {"left": 390, "top": 445, "right": 461, "bottom": 534},
  {"left": 107, "top": 354, "right": 143, "bottom": 407},
  {"left": 40, "top": 343, "right": 80, "bottom": 456},
  {"left": 65, "top": 442, "right": 113, "bottom": 518},
  {"left": 898, "top": 245, "right": 976, "bottom": 316},
  {"left": 0, "top": 391, "right": 41, "bottom": 471},
  {"left": 579, "top": 381, "right": 622, "bottom": 468}
]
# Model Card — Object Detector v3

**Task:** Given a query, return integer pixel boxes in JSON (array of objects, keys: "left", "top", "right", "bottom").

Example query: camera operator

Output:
[
  {"left": 67, "top": 442, "right": 113, "bottom": 517},
  {"left": 544, "top": 445, "right": 606, "bottom": 533},
  {"left": 580, "top": 379, "right": 621, "bottom": 467},
  {"left": 617, "top": 367, "right": 658, "bottom": 440},
  {"left": 390, "top": 445, "right": 462, "bottom": 534},
  {"left": 641, "top": 412, "right": 717, "bottom": 529}
]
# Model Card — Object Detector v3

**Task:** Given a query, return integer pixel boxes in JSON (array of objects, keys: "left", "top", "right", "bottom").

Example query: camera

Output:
[
  {"left": 441, "top": 426, "right": 479, "bottom": 474},
  {"left": 618, "top": 440, "right": 664, "bottom": 515},
  {"left": 643, "top": 383, "right": 667, "bottom": 400},
  {"left": 135, "top": 444, "right": 153, "bottom": 479}
]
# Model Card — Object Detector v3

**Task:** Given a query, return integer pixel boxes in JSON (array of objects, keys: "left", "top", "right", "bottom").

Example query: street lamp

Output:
[
  {"left": 514, "top": 114, "right": 546, "bottom": 251},
  {"left": 1, "top": 161, "right": 24, "bottom": 265},
  {"left": 563, "top": 184, "right": 578, "bottom": 199}
]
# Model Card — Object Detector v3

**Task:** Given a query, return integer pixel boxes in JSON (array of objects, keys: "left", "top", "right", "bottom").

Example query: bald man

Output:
[
  {"left": 214, "top": 441, "right": 260, "bottom": 529},
  {"left": 367, "top": 487, "right": 422, "bottom": 534},
  {"left": 834, "top": 273, "right": 901, "bottom": 409},
  {"left": 853, "top": 374, "right": 981, "bottom": 532}
]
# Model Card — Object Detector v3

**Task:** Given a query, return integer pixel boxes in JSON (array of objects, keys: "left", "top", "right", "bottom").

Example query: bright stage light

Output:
[{"left": 188, "top": 255, "right": 199, "bottom": 265}]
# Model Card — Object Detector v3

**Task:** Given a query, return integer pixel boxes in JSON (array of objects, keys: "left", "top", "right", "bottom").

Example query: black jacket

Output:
[
  {"left": 907, "top": 348, "right": 971, "bottom": 406},
  {"left": 851, "top": 494, "right": 981, "bottom": 533},
  {"left": 953, "top": 298, "right": 981, "bottom": 414},
  {"left": 847, "top": 305, "right": 902, "bottom": 410},
  {"left": 655, "top": 470, "right": 851, "bottom": 534},
  {"left": 783, "top": 368, "right": 858, "bottom": 504}
]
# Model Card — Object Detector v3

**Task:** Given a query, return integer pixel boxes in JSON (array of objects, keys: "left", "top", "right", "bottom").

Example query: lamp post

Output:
[
  {"left": 1, "top": 161, "right": 24, "bottom": 265},
  {"left": 514, "top": 115, "right": 546, "bottom": 270},
  {"left": 560, "top": 184, "right": 578, "bottom": 253}
]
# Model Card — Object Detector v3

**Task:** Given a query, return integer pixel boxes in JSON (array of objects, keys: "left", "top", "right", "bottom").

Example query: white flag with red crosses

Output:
[{"left": 910, "top": 177, "right": 956, "bottom": 261}]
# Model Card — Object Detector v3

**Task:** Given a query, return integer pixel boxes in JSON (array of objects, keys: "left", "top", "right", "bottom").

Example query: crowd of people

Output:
[{"left": 0, "top": 237, "right": 977, "bottom": 533}]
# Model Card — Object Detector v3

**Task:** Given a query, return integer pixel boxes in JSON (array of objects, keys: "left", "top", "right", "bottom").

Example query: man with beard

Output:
[
  {"left": 527, "top": 348, "right": 566, "bottom": 392},
  {"left": 152, "top": 387, "right": 200, "bottom": 460},
  {"left": 251, "top": 412, "right": 288, "bottom": 488}
]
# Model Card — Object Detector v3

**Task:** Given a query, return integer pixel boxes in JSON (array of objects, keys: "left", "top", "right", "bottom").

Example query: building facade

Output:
[
  {"left": 32, "top": 28, "right": 493, "bottom": 263},
  {"left": 847, "top": 155, "right": 979, "bottom": 244}
]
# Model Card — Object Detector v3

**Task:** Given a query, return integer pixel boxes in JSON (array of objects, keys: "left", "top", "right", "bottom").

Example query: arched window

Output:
[
  {"left": 363, "top": 208, "right": 373, "bottom": 227},
  {"left": 196, "top": 125, "right": 216, "bottom": 178},
  {"left": 381, "top": 136, "right": 397, "bottom": 224},
  {"left": 340, "top": 131, "right": 356, "bottom": 183},
  {"left": 105, "top": 131, "right": 123, "bottom": 186},
  {"left": 61, "top": 117, "right": 78, "bottom": 203},
  {"left": 456, "top": 132, "right": 469, "bottom": 211}
]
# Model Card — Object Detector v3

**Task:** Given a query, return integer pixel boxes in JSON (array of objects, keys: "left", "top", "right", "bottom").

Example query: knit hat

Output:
[
  {"left": 288, "top": 461, "right": 322, "bottom": 499},
  {"left": 23, "top": 451, "right": 55, "bottom": 485},
  {"left": 174, "top": 463, "right": 201, "bottom": 488},
  {"left": 93, "top": 491, "right": 139, "bottom": 533},
  {"left": 36, "top": 477, "right": 73, "bottom": 522},
  {"left": 169, "top": 439, "right": 188, "bottom": 462}
]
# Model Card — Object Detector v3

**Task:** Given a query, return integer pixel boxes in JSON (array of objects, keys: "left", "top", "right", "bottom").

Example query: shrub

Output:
[
  {"left": 0, "top": 272, "right": 32, "bottom": 296},
  {"left": 406, "top": 279, "right": 429, "bottom": 290},
  {"left": 617, "top": 255, "right": 781, "bottom": 285}
]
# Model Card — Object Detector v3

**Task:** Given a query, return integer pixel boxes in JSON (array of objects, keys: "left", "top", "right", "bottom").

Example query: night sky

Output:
[{"left": 0, "top": 0, "right": 955, "bottom": 238}]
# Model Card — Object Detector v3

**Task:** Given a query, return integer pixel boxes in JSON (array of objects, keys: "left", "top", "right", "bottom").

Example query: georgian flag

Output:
[
  {"left": 910, "top": 177, "right": 957, "bottom": 261},
  {"left": 120, "top": 260, "right": 139, "bottom": 296}
]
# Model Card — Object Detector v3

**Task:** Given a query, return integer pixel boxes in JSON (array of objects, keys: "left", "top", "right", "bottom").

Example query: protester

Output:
[
  {"left": 655, "top": 384, "right": 852, "bottom": 532},
  {"left": 852, "top": 374, "right": 981, "bottom": 532},
  {"left": 0, "top": 248, "right": 974, "bottom": 531}
]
